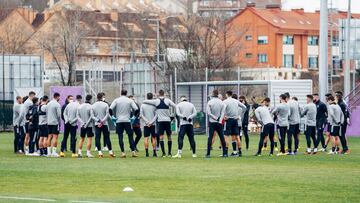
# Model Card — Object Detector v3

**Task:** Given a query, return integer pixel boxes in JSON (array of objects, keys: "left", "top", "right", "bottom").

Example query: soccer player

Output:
[
  {"left": 38, "top": 96, "right": 49, "bottom": 156},
  {"left": 24, "top": 91, "right": 36, "bottom": 155},
  {"left": 271, "top": 94, "right": 289, "bottom": 156},
  {"left": 61, "top": 95, "right": 73, "bottom": 154},
  {"left": 129, "top": 95, "right": 142, "bottom": 152},
  {"left": 63, "top": 95, "right": 81, "bottom": 158},
  {"left": 286, "top": 93, "right": 301, "bottom": 155},
  {"left": 301, "top": 95, "right": 318, "bottom": 154},
  {"left": 77, "top": 94, "right": 94, "bottom": 158},
  {"left": 100, "top": 92, "right": 110, "bottom": 151},
  {"left": 335, "top": 92, "right": 350, "bottom": 154},
  {"left": 206, "top": 89, "right": 227, "bottom": 158},
  {"left": 324, "top": 93, "right": 333, "bottom": 151},
  {"left": 327, "top": 95, "right": 344, "bottom": 155},
  {"left": 173, "top": 96, "right": 197, "bottom": 158},
  {"left": 92, "top": 93, "right": 114, "bottom": 158},
  {"left": 140, "top": 93, "right": 158, "bottom": 157},
  {"left": 239, "top": 96, "right": 250, "bottom": 150},
  {"left": 254, "top": 98, "right": 275, "bottom": 156},
  {"left": 313, "top": 93, "right": 328, "bottom": 152},
  {"left": 110, "top": 90, "right": 138, "bottom": 158},
  {"left": 27, "top": 97, "right": 39, "bottom": 156},
  {"left": 142, "top": 89, "right": 176, "bottom": 157},
  {"left": 13, "top": 96, "right": 25, "bottom": 153},
  {"left": 47, "top": 92, "right": 62, "bottom": 157},
  {"left": 223, "top": 91, "right": 247, "bottom": 157}
]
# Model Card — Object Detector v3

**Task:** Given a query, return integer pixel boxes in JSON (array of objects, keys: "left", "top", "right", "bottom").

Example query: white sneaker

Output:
[
  {"left": 87, "top": 154, "right": 94, "bottom": 158},
  {"left": 32, "top": 152, "right": 40, "bottom": 157},
  {"left": 52, "top": 152, "right": 59, "bottom": 157},
  {"left": 172, "top": 153, "right": 182, "bottom": 158},
  {"left": 25, "top": 150, "right": 29, "bottom": 155},
  {"left": 328, "top": 151, "right": 335, "bottom": 155},
  {"left": 192, "top": 154, "right": 197, "bottom": 158},
  {"left": 94, "top": 147, "right": 98, "bottom": 151}
]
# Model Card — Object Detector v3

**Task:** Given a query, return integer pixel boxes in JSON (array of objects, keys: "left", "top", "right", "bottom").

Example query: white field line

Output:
[
  {"left": 0, "top": 195, "right": 56, "bottom": 202},
  {"left": 70, "top": 201, "right": 112, "bottom": 203},
  {"left": 0, "top": 196, "right": 112, "bottom": 203}
]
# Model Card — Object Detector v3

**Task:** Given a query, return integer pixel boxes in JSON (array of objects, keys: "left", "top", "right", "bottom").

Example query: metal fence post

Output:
[{"left": 205, "top": 67, "right": 208, "bottom": 137}]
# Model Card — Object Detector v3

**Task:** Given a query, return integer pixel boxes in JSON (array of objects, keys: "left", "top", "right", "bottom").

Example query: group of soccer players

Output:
[{"left": 12, "top": 88, "right": 350, "bottom": 158}]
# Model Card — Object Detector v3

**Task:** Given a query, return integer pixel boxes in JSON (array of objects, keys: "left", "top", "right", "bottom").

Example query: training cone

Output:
[{"left": 123, "top": 187, "right": 134, "bottom": 192}]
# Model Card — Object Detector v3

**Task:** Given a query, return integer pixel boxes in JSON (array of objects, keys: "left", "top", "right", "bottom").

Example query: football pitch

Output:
[{"left": 0, "top": 132, "right": 360, "bottom": 203}]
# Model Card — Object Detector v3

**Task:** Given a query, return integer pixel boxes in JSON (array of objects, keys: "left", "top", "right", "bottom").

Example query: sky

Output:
[{"left": 282, "top": 0, "right": 360, "bottom": 13}]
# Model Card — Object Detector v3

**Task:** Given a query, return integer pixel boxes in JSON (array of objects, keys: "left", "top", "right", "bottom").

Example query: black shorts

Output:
[
  {"left": 80, "top": 127, "right": 94, "bottom": 138},
  {"left": 330, "top": 125, "right": 340, "bottom": 136},
  {"left": 144, "top": 125, "right": 156, "bottom": 138},
  {"left": 38, "top": 125, "right": 49, "bottom": 137},
  {"left": 25, "top": 123, "right": 29, "bottom": 134},
  {"left": 48, "top": 125, "right": 59, "bottom": 135},
  {"left": 158, "top": 121, "right": 172, "bottom": 136},
  {"left": 224, "top": 118, "right": 239, "bottom": 136}
]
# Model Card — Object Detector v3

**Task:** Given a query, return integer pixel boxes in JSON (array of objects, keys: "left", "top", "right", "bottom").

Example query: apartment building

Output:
[
  {"left": 192, "top": 0, "right": 281, "bottom": 18},
  {"left": 227, "top": 4, "right": 360, "bottom": 69}
]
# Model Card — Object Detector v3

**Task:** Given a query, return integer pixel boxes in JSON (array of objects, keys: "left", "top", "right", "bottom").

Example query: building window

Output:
[
  {"left": 283, "top": 35, "right": 294, "bottom": 45},
  {"left": 308, "top": 36, "right": 319, "bottom": 45},
  {"left": 308, "top": 56, "right": 318, "bottom": 69},
  {"left": 258, "top": 36, "right": 268, "bottom": 44},
  {"left": 245, "top": 35, "right": 252, "bottom": 41},
  {"left": 283, "top": 54, "right": 294, "bottom": 67},
  {"left": 258, "top": 54, "right": 268, "bottom": 63},
  {"left": 245, "top": 53, "right": 252, "bottom": 58}
]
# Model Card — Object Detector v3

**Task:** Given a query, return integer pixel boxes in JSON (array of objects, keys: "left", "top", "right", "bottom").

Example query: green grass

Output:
[{"left": 0, "top": 132, "right": 360, "bottom": 203}]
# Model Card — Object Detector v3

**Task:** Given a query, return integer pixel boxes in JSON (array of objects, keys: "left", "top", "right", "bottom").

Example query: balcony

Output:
[{"left": 198, "top": 0, "right": 241, "bottom": 10}]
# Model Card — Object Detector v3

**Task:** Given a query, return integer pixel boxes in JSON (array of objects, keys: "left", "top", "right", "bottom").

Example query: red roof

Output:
[{"left": 229, "top": 7, "right": 360, "bottom": 32}]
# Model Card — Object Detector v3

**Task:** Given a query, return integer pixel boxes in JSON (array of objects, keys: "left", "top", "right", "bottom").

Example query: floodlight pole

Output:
[
  {"left": 344, "top": 0, "right": 351, "bottom": 97},
  {"left": 319, "top": 0, "right": 328, "bottom": 101},
  {"left": 1, "top": 42, "right": 4, "bottom": 130}
]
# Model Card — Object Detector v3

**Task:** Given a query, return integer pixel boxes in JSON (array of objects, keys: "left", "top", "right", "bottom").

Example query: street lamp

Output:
[
  {"left": 0, "top": 41, "right": 5, "bottom": 130},
  {"left": 142, "top": 16, "right": 177, "bottom": 64}
]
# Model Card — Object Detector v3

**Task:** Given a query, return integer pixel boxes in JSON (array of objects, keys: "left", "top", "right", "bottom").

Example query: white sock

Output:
[
  {"left": 307, "top": 148, "right": 311, "bottom": 153},
  {"left": 25, "top": 146, "right": 29, "bottom": 151},
  {"left": 47, "top": 147, "right": 51, "bottom": 154},
  {"left": 52, "top": 147, "right": 57, "bottom": 154},
  {"left": 109, "top": 150, "right": 113, "bottom": 155},
  {"left": 86, "top": 150, "right": 91, "bottom": 155},
  {"left": 178, "top": 150, "right": 182, "bottom": 154},
  {"left": 314, "top": 148, "right": 318, "bottom": 152},
  {"left": 78, "top": 149, "right": 82, "bottom": 154}
]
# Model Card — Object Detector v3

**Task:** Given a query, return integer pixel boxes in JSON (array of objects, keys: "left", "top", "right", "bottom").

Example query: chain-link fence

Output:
[{"left": 0, "top": 55, "right": 43, "bottom": 131}]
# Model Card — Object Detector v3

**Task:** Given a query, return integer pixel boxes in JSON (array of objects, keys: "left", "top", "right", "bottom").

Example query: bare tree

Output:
[
  {"left": 36, "top": 10, "right": 94, "bottom": 86},
  {"left": 145, "top": 13, "right": 248, "bottom": 83},
  {"left": 0, "top": 19, "right": 30, "bottom": 53}
]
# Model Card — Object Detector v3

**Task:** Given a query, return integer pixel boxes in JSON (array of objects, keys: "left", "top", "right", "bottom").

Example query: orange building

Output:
[{"left": 227, "top": 5, "right": 360, "bottom": 69}]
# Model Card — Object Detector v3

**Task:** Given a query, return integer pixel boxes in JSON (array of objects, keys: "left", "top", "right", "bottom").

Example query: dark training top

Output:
[{"left": 315, "top": 100, "right": 328, "bottom": 126}]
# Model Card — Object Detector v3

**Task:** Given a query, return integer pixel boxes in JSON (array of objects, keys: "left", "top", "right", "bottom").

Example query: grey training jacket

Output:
[
  {"left": 301, "top": 103, "right": 317, "bottom": 127},
  {"left": 271, "top": 103, "right": 290, "bottom": 127},
  {"left": 110, "top": 96, "right": 138, "bottom": 123},
  {"left": 47, "top": 99, "right": 61, "bottom": 125},
  {"left": 176, "top": 101, "right": 197, "bottom": 126},
  {"left": 207, "top": 97, "right": 225, "bottom": 124},
  {"left": 77, "top": 103, "right": 94, "bottom": 128}
]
